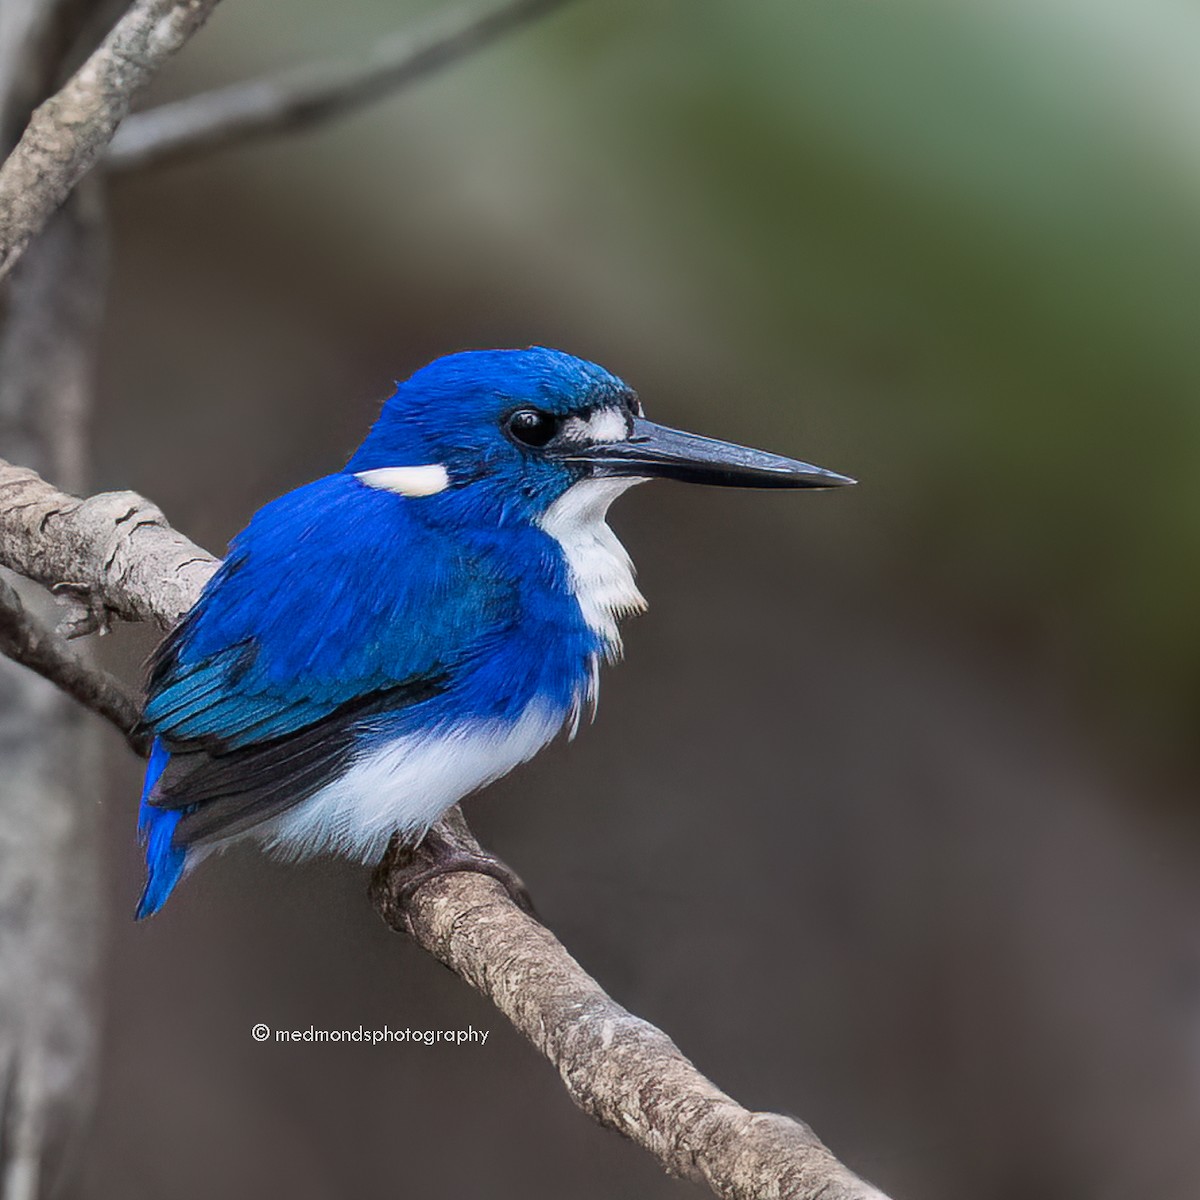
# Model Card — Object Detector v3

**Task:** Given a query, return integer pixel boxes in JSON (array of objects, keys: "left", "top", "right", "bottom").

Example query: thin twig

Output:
[
  {"left": 0, "top": 0, "right": 222, "bottom": 282},
  {"left": 0, "top": 576, "right": 146, "bottom": 752},
  {"left": 107, "top": 0, "right": 573, "bottom": 172},
  {"left": 0, "top": 460, "right": 891, "bottom": 1200}
]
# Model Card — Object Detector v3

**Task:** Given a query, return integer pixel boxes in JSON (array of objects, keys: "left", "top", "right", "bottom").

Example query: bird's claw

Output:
[
  {"left": 371, "top": 819, "right": 536, "bottom": 923},
  {"left": 396, "top": 846, "right": 536, "bottom": 915},
  {"left": 52, "top": 581, "right": 113, "bottom": 639}
]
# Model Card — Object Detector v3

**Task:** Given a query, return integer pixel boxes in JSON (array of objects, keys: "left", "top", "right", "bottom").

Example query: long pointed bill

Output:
[{"left": 562, "top": 417, "right": 855, "bottom": 489}]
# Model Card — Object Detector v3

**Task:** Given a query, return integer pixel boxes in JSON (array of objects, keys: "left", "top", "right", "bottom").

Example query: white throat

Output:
[{"left": 538, "top": 477, "right": 647, "bottom": 654}]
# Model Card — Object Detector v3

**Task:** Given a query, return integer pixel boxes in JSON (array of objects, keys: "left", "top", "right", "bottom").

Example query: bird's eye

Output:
[{"left": 506, "top": 408, "right": 560, "bottom": 448}]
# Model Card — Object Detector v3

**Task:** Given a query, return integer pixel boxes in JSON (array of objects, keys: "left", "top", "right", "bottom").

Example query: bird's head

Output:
[{"left": 346, "top": 347, "right": 853, "bottom": 527}]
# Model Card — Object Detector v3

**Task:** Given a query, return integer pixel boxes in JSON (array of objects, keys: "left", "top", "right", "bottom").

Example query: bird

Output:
[{"left": 135, "top": 347, "right": 853, "bottom": 917}]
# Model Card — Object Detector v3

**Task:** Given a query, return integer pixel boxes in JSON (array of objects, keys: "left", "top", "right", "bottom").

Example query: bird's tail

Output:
[{"left": 136, "top": 738, "right": 187, "bottom": 919}]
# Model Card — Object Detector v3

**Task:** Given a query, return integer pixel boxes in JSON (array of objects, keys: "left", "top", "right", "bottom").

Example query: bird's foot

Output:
[
  {"left": 398, "top": 840, "right": 536, "bottom": 915},
  {"left": 371, "top": 812, "right": 536, "bottom": 924},
  {"left": 51, "top": 581, "right": 113, "bottom": 639}
]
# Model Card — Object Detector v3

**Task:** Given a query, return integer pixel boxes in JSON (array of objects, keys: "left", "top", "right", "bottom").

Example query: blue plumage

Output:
[
  {"left": 136, "top": 347, "right": 852, "bottom": 916},
  {"left": 137, "top": 740, "right": 182, "bottom": 919}
]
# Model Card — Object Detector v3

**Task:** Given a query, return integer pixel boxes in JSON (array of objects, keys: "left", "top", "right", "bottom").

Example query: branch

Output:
[
  {"left": 107, "top": 0, "right": 573, "bottom": 172},
  {"left": 0, "top": 457, "right": 219, "bottom": 627},
  {"left": 0, "top": 0, "right": 222, "bottom": 281},
  {"left": 373, "top": 815, "right": 889, "bottom": 1200},
  {"left": 0, "top": 576, "right": 145, "bottom": 752},
  {"left": 0, "top": 459, "right": 891, "bottom": 1200}
]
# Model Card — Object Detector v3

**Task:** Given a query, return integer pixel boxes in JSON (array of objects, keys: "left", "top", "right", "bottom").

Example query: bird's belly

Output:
[{"left": 254, "top": 701, "right": 565, "bottom": 862}]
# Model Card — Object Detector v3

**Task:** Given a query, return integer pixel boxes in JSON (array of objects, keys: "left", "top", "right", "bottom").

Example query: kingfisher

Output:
[{"left": 135, "top": 347, "right": 853, "bottom": 917}]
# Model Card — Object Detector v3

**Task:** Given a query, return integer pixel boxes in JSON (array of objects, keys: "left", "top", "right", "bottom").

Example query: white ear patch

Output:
[{"left": 354, "top": 465, "right": 450, "bottom": 497}]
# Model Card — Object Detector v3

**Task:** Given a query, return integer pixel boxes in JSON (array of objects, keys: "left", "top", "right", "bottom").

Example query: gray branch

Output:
[
  {"left": 107, "top": 0, "right": 573, "bottom": 172},
  {"left": 0, "top": 460, "right": 890, "bottom": 1200},
  {"left": 0, "top": 0, "right": 222, "bottom": 281},
  {"left": 373, "top": 815, "right": 891, "bottom": 1200},
  {"left": 0, "top": 576, "right": 145, "bottom": 751},
  {"left": 0, "top": 457, "right": 219, "bottom": 627}
]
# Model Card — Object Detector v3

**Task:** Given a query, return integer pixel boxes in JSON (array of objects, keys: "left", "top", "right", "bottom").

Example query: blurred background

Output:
[{"left": 37, "top": 0, "right": 1200, "bottom": 1196}]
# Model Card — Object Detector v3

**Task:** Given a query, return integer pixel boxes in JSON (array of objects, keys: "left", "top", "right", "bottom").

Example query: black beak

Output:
[{"left": 563, "top": 417, "right": 856, "bottom": 489}]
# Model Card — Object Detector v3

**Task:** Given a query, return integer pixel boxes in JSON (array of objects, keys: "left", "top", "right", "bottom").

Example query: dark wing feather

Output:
[{"left": 151, "top": 675, "right": 445, "bottom": 846}]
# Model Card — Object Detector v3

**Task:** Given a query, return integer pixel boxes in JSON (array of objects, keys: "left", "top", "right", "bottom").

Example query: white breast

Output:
[
  {"left": 255, "top": 702, "right": 564, "bottom": 862},
  {"left": 538, "top": 477, "right": 647, "bottom": 655}
]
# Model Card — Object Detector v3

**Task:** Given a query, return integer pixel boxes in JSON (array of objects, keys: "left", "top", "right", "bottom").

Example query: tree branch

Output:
[
  {"left": 0, "top": 459, "right": 891, "bottom": 1200},
  {"left": 373, "top": 815, "right": 890, "bottom": 1200},
  {"left": 0, "top": 576, "right": 145, "bottom": 752},
  {"left": 0, "top": 457, "right": 219, "bottom": 628},
  {"left": 0, "top": 0, "right": 222, "bottom": 282},
  {"left": 107, "top": 0, "right": 573, "bottom": 172}
]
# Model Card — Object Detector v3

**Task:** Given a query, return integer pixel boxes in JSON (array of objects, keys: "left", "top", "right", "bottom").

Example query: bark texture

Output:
[{"left": 0, "top": 458, "right": 218, "bottom": 629}]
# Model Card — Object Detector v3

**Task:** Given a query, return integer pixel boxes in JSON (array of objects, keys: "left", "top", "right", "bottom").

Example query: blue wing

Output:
[
  {"left": 144, "top": 474, "right": 516, "bottom": 751},
  {"left": 137, "top": 473, "right": 518, "bottom": 907}
]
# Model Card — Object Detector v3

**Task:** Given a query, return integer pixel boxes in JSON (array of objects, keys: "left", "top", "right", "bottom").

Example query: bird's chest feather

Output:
[{"left": 536, "top": 477, "right": 646, "bottom": 657}]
